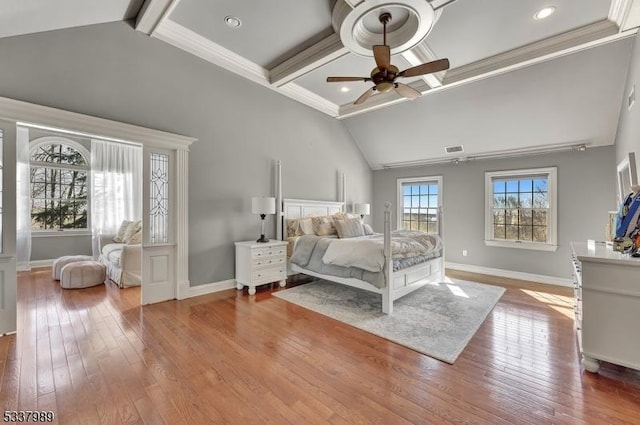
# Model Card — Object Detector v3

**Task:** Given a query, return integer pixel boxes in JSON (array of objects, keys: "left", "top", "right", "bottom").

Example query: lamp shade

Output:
[
  {"left": 354, "top": 203, "right": 370, "bottom": 216},
  {"left": 252, "top": 196, "right": 276, "bottom": 215}
]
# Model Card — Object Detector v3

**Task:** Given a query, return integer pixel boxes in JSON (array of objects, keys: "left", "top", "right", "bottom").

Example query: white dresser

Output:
[
  {"left": 570, "top": 242, "right": 640, "bottom": 373},
  {"left": 235, "top": 240, "right": 287, "bottom": 295}
]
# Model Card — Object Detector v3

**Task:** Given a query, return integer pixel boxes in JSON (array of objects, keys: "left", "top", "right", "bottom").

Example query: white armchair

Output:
[{"left": 99, "top": 233, "right": 141, "bottom": 287}]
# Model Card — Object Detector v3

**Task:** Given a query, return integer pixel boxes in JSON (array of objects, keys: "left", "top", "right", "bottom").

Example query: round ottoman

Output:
[
  {"left": 52, "top": 255, "right": 94, "bottom": 280},
  {"left": 60, "top": 261, "right": 106, "bottom": 289}
]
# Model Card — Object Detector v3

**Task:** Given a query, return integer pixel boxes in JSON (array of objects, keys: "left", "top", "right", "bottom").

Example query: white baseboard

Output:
[
  {"left": 445, "top": 262, "right": 573, "bottom": 287},
  {"left": 24, "top": 259, "right": 54, "bottom": 270},
  {"left": 178, "top": 278, "right": 236, "bottom": 300}
]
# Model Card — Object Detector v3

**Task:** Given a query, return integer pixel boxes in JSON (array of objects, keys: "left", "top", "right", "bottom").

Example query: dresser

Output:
[
  {"left": 570, "top": 242, "right": 640, "bottom": 373},
  {"left": 235, "top": 240, "right": 287, "bottom": 295}
]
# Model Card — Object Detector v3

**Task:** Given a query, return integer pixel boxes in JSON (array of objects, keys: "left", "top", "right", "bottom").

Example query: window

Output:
[
  {"left": 30, "top": 138, "right": 89, "bottom": 231},
  {"left": 397, "top": 176, "right": 442, "bottom": 234},
  {"left": 485, "top": 167, "right": 557, "bottom": 251}
]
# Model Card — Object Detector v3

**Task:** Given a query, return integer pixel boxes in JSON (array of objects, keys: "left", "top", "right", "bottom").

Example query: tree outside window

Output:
[{"left": 30, "top": 141, "right": 88, "bottom": 230}]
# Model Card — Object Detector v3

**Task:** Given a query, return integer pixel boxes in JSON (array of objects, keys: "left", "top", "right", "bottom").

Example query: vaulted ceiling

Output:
[{"left": 1, "top": 0, "right": 639, "bottom": 168}]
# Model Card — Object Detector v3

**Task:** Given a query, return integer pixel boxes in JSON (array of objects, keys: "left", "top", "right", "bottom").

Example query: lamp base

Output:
[{"left": 256, "top": 234, "right": 270, "bottom": 243}]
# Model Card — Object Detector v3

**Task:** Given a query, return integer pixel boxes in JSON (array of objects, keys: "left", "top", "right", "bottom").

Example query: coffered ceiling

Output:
[
  {"left": 136, "top": 0, "right": 638, "bottom": 120},
  {"left": 0, "top": 0, "right": 638, "bottom": 168}
]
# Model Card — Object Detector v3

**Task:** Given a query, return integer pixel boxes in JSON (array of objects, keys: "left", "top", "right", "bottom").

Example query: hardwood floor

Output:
[{"left": 1, "top": 269, "right": 639, "bottom": 424}]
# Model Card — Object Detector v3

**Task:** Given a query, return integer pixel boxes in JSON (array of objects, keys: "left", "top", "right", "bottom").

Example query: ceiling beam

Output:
[
  {"left": 269, "top": 33, "right": 350, "bottom": 87},
  {"left": 338, "top": 28, "right": 637, "bottom": 119},
  {"left": 342, "top": 0, "right": 364, "bottom": 8},
  {"left": 401, "top": 41, "right": 443, "bottom": 88},
  {"left": 135, "top": 0, "right": 182, "bottom": 35},
  {"left": 443, "top": 19, "right": 618, "bottom": 85},
  {"left": 609, "top": 0, "right": 634, "bottom": 29}
]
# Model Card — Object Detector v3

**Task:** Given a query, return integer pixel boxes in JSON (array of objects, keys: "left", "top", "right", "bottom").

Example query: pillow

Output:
[
  {"left": 287, "top": 217, "right": 315, "bottom": 237},
  {"left": 311, "top": 216, "right": 333, "bottom": 234},
  {"left": 127, "top": 229, "right": 142, "bottom": 245},
  {"left": 122, "top": 220, "right": 142, "bottom": 244},
  {"left": 363, "top": 223, "right": 375, "bottom": 235},
  {"left": 286, "top": 219, "right": 303, "bottom": 237},
  {"left": 334, "top": 218, "right": 365, "bottom": 239},
  {"left": 113, "top": 220, "right": 132, "bottom": 243},
  {"left": 299, "top": 217, "right": 314, "bottom": 235},
  {"left": 316, "top": 222, "right": 336, "bottom": 236}
]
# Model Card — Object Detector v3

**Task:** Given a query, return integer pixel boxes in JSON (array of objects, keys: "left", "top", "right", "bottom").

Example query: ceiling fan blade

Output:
[
  {"left": 373, "top": 45, "right": 391, "bottom": 70},
  {"left": 354, "top": 87, "right": 376, "bottom": 105},
  {"left": 327, "top": 76, "right": 369, "bottom": 82},
  {"left": 399, "top": 58, "right": 450, "bottom": 78},
  {"left": 395, "top": 83, "right": 421, "bottom": 100}
]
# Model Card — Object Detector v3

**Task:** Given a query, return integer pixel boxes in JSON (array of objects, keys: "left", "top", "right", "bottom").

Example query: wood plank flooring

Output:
[{"left": 1, "top": 268, "right": 639, "bottom": 424}]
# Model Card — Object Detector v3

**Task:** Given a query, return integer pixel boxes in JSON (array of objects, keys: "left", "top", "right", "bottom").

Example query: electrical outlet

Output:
[{"left": 462, "top": 250, "right": 468, "bottom": 257}]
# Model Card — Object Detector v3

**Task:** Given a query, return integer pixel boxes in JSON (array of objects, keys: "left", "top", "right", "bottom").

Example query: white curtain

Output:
[
  {"left": 16, "top": 126, "right": 31, "bottom": 271},
  {"left": 91, "top": 140, "right": 142, "bottom": 258}
]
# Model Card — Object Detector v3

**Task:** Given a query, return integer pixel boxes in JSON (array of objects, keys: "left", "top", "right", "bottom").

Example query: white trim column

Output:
[{"left": 176, "top": 148, "right": 190, "bottom": 298}]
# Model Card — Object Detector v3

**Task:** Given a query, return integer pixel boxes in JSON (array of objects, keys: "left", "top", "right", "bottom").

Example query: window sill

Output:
[
  {"left": 484, "top": 240, "right": 558, "bottom": 252},
  {"left": 32, "top": 230, "right": 92, "bottom": 238}
]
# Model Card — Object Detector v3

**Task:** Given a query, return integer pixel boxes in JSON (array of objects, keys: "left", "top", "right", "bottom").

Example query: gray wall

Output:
[
  {"left": 372, "top": 147, "right": 616, "bottom": 279},
  {"left": 0, "top": 21, "right": 372, "bottom": 285},
  {"left": 615, "top": 32, "right": 640, "bottom": 168},
  {"left": 28, "top": 128, "right": 92, "bottom": 261}
]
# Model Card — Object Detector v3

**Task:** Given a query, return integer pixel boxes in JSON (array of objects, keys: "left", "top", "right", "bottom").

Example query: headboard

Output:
[{"left": 281, "top": 198, "right": 344, "bottom": 239}]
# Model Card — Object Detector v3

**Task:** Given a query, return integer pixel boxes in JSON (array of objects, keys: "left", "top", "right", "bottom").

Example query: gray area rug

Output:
[{"left": 273, "top": 278, "right": 505, "bottom": 364}]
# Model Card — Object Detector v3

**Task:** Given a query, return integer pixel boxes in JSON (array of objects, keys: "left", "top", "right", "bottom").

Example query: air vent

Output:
[{"left": 445, "top": 145, "right": 464, "bottom": 154}]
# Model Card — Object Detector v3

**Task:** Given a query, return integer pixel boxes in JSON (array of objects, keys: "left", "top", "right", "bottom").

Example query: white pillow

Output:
[
  {"left": 334, "top": 218, "right": 365, "bottom": 238},
  {"left": 363, "top": 223, "right": 375, "bottom": 235},
  {"left": 123, "top": 220, "right": 142, "bottom": 244},
  {"left": 113, "top": 220, "right": 132, "bottom": 243}
]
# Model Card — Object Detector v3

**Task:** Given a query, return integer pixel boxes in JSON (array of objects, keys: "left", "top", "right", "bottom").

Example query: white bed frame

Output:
[{"left": 281, "top": 198, "right": 444, "bottom": 314}]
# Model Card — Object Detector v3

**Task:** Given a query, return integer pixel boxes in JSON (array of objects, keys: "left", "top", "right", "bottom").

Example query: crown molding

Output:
[
  {"left": 0, "top": 96, "right": 196, "bottom": 150},
  {"left": 154, "top": 19, "right": 271, "bottom": 86},
  {"left": 608, "top": 0, "right": 633, "bottom": 28},
  {"left": 279, "top": 84, "right": 340, "bottom": 117},
  {"left": 135, "top": 0, "right": 181, "bottom": 35},
  {"left": 270, "top": 33, "right": 349, "bottom": 87},
  {"left": 444, "top": 19, "right": 618, "bottom": 85},
  {"left": 154, "top": 19, "right": 340, "bottom": 117},
  {"left": 338, "top": 28, "right": 637, "bottom": 119}
]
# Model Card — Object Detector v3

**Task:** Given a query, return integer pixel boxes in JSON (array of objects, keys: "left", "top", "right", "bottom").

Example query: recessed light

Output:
[
  {"left": 224, "top": 16, "right": 242, "bottom": 28},
  {"left": 533, "top": 6, "right": 555, "bottom": 20},
  {"left": 340, "top": 87, "right": 350, "bottom": 93}
]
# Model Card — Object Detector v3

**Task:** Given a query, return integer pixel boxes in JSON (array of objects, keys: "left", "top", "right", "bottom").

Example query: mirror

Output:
[{"left": 617, "top": 152, "right": 638, "bottom": 204}]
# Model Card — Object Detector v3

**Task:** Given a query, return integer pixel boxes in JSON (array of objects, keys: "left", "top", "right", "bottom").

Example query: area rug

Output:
[{"left": 273, "top": 278, "right": 505, "bottom": 364}]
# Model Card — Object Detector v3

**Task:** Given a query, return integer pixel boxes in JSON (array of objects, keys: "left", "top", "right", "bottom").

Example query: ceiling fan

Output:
[{"left": 326, "top": 12, "right": 450, "bottom": 105}]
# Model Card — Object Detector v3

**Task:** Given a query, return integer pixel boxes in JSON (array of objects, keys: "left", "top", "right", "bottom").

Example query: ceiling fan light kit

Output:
[{"left": 327, "top": 1, "right": 450, "bottom": 106}]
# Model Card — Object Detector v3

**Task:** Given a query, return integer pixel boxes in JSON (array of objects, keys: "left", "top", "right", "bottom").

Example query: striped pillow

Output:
[{"left": 334, "top": 218, "right": 365, "bottom": 238}]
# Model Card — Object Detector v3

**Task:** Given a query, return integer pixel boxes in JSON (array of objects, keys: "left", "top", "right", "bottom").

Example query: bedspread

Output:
[
  {"left": 290, "top": 233, "right": 443, "bottom": 288},
  {"left": 322, "top": 231, "right": 442, "bottom": 272}
]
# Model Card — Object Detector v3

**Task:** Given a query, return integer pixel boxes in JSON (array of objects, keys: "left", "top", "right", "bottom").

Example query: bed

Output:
[{"left": 281, "top": 198, "right": 444, "bottom": 314}]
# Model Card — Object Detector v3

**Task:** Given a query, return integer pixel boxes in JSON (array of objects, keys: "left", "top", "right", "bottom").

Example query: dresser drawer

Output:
[
  {"left": 252, "top": 246, "right": 286, "bottom": 259},
  {"left": 252, "top": 255, "right": 285, "bottom": 269},
  {"left": 252, "top": 267, "right": 286, "bottom": 285}
]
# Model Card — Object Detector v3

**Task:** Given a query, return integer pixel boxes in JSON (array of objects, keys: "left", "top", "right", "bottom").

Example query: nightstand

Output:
[{"left": 235, "top": 240, "right": 288, "bottom": 295}]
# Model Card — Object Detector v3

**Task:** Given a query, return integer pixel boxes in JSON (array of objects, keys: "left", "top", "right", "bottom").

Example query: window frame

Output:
[
  {"left": 396, "top": 176, "right": 443, "bottom": 234},
  {"left": 29, "top": 136, "right": 91, "bottom": 236},
  {"left": 484, "top": 167, "right": 557, "bottom": 252}
]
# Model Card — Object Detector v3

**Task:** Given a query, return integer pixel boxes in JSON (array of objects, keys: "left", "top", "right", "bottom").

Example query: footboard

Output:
[{"left": 382, "top": 202, "right": 444, "bottom": 314}]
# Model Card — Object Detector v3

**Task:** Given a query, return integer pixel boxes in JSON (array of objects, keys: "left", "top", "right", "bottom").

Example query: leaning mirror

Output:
[{"left": 617, "top": 152, "right": 638, "bottom": 204}]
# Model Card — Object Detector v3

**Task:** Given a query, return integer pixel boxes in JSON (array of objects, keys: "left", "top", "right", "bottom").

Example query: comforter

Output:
[{"left": 290, "top": 232, "right": 443, "bottom": 288}]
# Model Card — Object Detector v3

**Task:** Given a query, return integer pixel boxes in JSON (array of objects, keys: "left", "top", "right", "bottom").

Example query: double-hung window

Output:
[
  {"left": 30, "top": 138, "right": 90, "bottom": 231},
  {"left": 397, "top": 176, "right": 442, "bottom": 234},
  {"left": 485, "top": 167, "right": 557, "bottom": 251}
]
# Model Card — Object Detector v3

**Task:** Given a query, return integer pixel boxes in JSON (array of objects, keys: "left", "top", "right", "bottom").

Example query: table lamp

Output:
[{"left": 252, "top": 196, "right": 276, "bottom": 243}]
